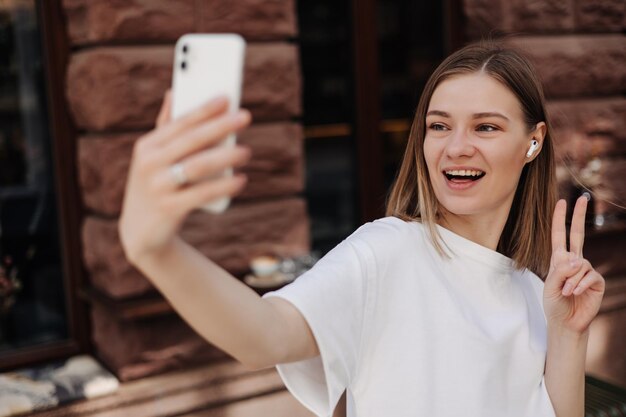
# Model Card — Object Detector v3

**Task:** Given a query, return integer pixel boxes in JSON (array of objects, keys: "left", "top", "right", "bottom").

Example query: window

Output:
[
  {"left": 0, "top": 0, "right": 87, "bottom": 370},
  {"left": 298, "top": 0, "right": 457, "bottom": 254},
  {"left": 299, "top": 1, "right": 359, "bottom": 254}
]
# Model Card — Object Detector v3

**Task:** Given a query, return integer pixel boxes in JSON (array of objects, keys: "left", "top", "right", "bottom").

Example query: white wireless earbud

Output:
[{"left": 526, "top": 139, "right": 539, "bottom": 158}]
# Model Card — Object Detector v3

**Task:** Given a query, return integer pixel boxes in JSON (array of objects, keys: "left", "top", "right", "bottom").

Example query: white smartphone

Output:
[{"left": 171, "top": 33, "right": 246, "bottom": 213}]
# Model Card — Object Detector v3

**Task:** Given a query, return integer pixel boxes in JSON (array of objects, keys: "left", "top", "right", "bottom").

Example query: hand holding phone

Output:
[
  {"left": 119, "top": 34, "right": 250, "bottom": 262},
  {"left": 171, "top": 34, "right": 246, "bottom": 213}
]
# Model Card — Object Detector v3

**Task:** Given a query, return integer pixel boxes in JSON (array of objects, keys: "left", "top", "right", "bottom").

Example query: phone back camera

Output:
[
  {"left": 182, "top": 44, "right": 188, "bottom": 54},
  {"left": 181, "top": 61, "right": 187, "bottom": 70}
]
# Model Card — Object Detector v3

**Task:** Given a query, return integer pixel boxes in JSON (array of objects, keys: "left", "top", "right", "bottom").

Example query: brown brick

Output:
[
  {"left": 78, "top": 123, "right": 304, "bottom": 216},
  {"left": 198, "top": 0, "right": 298, "bottom": 40},
  {"left": 510, "top": 0, "right": 575, "bottom": 32},
  {"left": 78, "top": 133, "right": 135, "bottom": 216},
  {"left": 462, "top": 0, "right": 506, "bottom": 40},
  {"left": 238, "top": 122, "right": 305, "bottom": 200},
  {"left": 575, "top": 0, "right": 625, "bottom": 32},
  {"left": 585, "top": 225, "right": 626, "bottom": 277},
  {"left": 82, "top": 215, "right": 152, "bottom": 297},
  {"left": 62, "top": 0, "right": 193, "bottom": 45},
  {"left": 63, "top": 0, "right": 297, "bottom": 46},
  {"left": 509, "top": 35, "right": 626, "bottom": 98},
  {"left": 67, "top": 47, "right": 173, "bottom": 131},
  {"left": 82, "top": 198, "right": 310, "bottom": 298},
  {"left": 91, "top": 303, "right": 226, "bottom": 381},
  {"left": 66, "top": 43, "right": 302, "bottom": 131},
  {"left": 588, "top": 302, "right": 626, "bottom": 388},
  {"left": 547, "top": 97, "right": 626, "bottom": 159},
  {"left": 238, "top": 43, "right": 302, "bottom": 122}
]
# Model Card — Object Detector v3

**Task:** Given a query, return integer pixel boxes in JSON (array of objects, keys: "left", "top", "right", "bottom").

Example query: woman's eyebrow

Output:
[
  {"left": 426, "top": 110, "right": 450, "bottom": 117},
  {"left": 472, "top": 112, "right": 510, "bottom": 121},
  {"left": 426, "top": 110, "right": 510, "bottom": 121}
]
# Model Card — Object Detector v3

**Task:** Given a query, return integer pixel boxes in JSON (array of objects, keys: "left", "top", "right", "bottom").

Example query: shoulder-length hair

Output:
[{"left": 386, "top": 41, "right": 557, "bottom": 278}]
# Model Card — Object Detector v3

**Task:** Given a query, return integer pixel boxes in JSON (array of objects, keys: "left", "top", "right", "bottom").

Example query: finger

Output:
[
  {"left": 156, "top": 90, "right": 172, "bottom": 128},
  {"left": 159, "top": 109, "right": 251, "bottom": 164},
  {"left": 549, "top": 246, "right": 571, "bottom": 274},
  {"left": 152, "top": 96, "right": 230, "bottom": 146},
  {"left": 569, "top": 195, "right": 588, "bottom": 257},
  {"left": 183, "top": 146, "right": 251, "bottom": 184},
  {"left": 175, "top": 174, "right": 248, "bottom": 211},
  {"left": 155, "top": 146, "right": 251, "bottom": 191},
  {"left": 551, "top": 199, "right": 567, "bottom": 254},
  {"left": 544, "top": 251, "right": 583, "bottom": 294},
  {"left": 572, "top": 270, "right": 605, "bottom": 296},
  {"left": 561, "top": 258, "right": 592, "bottom": 296}
]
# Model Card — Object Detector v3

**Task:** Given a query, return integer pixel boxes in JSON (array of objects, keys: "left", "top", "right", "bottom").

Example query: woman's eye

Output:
[
  {"left": 477, "top": 124, "right": 498, "bottom": 132},
  {"left": 429, "top": 123, "right": 448, "bottom": 131}
]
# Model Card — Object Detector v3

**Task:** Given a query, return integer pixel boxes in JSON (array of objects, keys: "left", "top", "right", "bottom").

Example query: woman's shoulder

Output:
[
  {"left": 349, "top": 216, "right": 420, "bottom": 240},
  {"left": 514, "top": 267, "right": 546, "bottom": 299},
  {"left": 345, "top": 216, "right": 425, "bottom": 255}
]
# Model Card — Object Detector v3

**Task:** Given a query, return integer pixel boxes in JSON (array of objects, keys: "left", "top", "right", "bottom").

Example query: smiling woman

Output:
[
  {"left": 387, "top": 44, "right": 555, "bottom": 278},
  {"left": 120, "top": 40, "right": 605, "bottom": 417}
]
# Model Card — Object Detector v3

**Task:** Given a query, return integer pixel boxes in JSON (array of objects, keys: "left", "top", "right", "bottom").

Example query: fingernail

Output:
[
  {"left": 236, "top": 174, "right": 248, "bottom": 185},
  {"left": 237, "top": 146, "right": 252, "bottom": 161},
  {"left": 582, "top": 192, "right": 591, "bottom": 202},
  {"left": 210, "top": 96, "right": 228, "bottom": 106},
  {"left": 562, "top": 282, "right": 573, "bottom": 295},
  {"left": 233, "top": 110, "right": 251, "bottom": 124}
]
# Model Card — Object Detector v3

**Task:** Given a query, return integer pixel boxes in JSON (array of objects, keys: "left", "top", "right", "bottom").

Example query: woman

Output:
[{"left": 119, "top": 41, "right": 605, "bottom": 417}]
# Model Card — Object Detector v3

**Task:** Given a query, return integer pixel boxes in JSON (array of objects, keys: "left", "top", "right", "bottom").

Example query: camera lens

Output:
[
  {"left": 182, "top": 44, "right": 188, "bottom": 54},
  {"left": 181, "top": 61, "right": 187, "bottom": 70}
]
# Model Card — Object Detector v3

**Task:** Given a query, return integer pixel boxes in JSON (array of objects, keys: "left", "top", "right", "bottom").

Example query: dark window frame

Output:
[
  {"left": 0, "top": 0, "right": 90, "bottom": 370},
  {"left": 351, "top": 0, "right": 466, "bottom": 223}
]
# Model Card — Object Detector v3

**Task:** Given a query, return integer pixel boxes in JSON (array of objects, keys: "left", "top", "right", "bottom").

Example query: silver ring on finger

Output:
[{"left": 169, "top": 162, "right": 189, "bottom": 187}]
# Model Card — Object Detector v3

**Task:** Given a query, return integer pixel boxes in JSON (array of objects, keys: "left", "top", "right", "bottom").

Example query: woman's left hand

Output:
[{"left": 543, "top": 196, "right": 606, "bottom": 335}]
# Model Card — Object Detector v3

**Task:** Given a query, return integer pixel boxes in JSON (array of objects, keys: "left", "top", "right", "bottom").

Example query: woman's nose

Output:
[{"left": 445, "top": 129, "right": 476, "bottom": 159}]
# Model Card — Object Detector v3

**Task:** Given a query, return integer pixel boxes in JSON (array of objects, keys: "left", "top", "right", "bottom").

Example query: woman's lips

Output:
[{"left": 443, "top": 173, "right": 484, "bottom": 190}]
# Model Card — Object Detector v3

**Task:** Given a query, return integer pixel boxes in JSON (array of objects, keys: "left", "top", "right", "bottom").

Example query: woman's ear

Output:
[
  {"left": 533, "top": 121, "right": 547, "bottom": 142},
  {"left": 526, "top": 122, "right": 547, "bottom": 162}
]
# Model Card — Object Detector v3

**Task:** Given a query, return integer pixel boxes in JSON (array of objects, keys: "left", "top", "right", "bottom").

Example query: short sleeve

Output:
[{"left": 262, "top": 232, "right": 375, "bottom": 417}]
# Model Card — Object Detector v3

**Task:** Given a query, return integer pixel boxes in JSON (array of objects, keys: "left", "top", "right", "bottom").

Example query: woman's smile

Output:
[{"left": 442, "top": 166, "right": 486, "bottom": 190}]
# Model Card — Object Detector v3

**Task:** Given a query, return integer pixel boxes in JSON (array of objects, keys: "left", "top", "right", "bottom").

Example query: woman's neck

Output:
[{"left": 437, "top": 209, "right": 509, "bottom": 251}]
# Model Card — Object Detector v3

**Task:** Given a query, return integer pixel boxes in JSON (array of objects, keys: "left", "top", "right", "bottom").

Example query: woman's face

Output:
[{"left": 423, "top": 73, "right": 542, "bottom": 222}]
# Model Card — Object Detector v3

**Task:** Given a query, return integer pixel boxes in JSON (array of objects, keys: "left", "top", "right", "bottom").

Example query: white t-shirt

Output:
[{"left": 262, "top": 217, "right": 556, "bottom": 417}]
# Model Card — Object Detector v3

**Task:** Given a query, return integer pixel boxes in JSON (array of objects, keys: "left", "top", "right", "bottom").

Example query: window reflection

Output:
[{"left": 0, "top": 0, "right": 68, "bottom": 351}]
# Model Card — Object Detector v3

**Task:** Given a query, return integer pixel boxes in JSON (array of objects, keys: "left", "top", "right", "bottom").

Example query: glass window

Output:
[
  {"left": 298, "top": 0, "right": 360, "bottom": 254},
  {"left": 378, "top": 0, "right": 445, "bottom": 189},
  {"left": 298, "top": 0, "right": 446, "bottom": 254},
  {"left": 0, "top": 1, "right": 68, "bottom": 352}
]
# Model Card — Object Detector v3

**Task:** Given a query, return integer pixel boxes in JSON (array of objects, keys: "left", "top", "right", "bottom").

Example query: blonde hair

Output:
[{"left": 386, "top": 41, "right": 557, "bottom": 278}]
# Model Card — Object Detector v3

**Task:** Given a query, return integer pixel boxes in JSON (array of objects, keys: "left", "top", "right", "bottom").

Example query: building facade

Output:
[{"left": 0, "top": 0, "right": 624, "bottom": 397}]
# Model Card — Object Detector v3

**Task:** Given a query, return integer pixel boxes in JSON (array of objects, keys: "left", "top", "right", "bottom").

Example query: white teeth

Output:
[{"left": 444, "top": 169, "right": 484, "bottom": 177}]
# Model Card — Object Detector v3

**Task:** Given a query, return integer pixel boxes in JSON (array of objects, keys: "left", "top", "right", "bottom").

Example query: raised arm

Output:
[
  {"left": 543, "top": 197, "right": 606, "bottom": 417},
  {"left": 119, "top": 93, "right": 319, "bottom": 369}
]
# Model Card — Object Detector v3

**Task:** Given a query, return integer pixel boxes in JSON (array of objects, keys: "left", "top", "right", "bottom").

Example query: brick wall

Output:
[
  {"left": 463, "top": 0, "right": 626, "bottom": 386},
  {"left": 61, "top": 0, "right": 308, "bottom": 380},
  {"left": 62, "top": 0, "right": 625, "bottom": 385}
]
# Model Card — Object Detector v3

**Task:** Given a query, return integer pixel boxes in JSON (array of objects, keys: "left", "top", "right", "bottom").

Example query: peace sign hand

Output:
[{"left": 543, "top": 196, "right": 606, "bottom": 335}]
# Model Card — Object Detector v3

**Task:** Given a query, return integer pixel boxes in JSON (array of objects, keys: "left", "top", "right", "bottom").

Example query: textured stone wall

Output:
[
  {"left": 62, "top": 0, "right": 305, "bottom": 379},
  {"left": 463, "top": 0, "right": 626, "bottom": 387}
]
